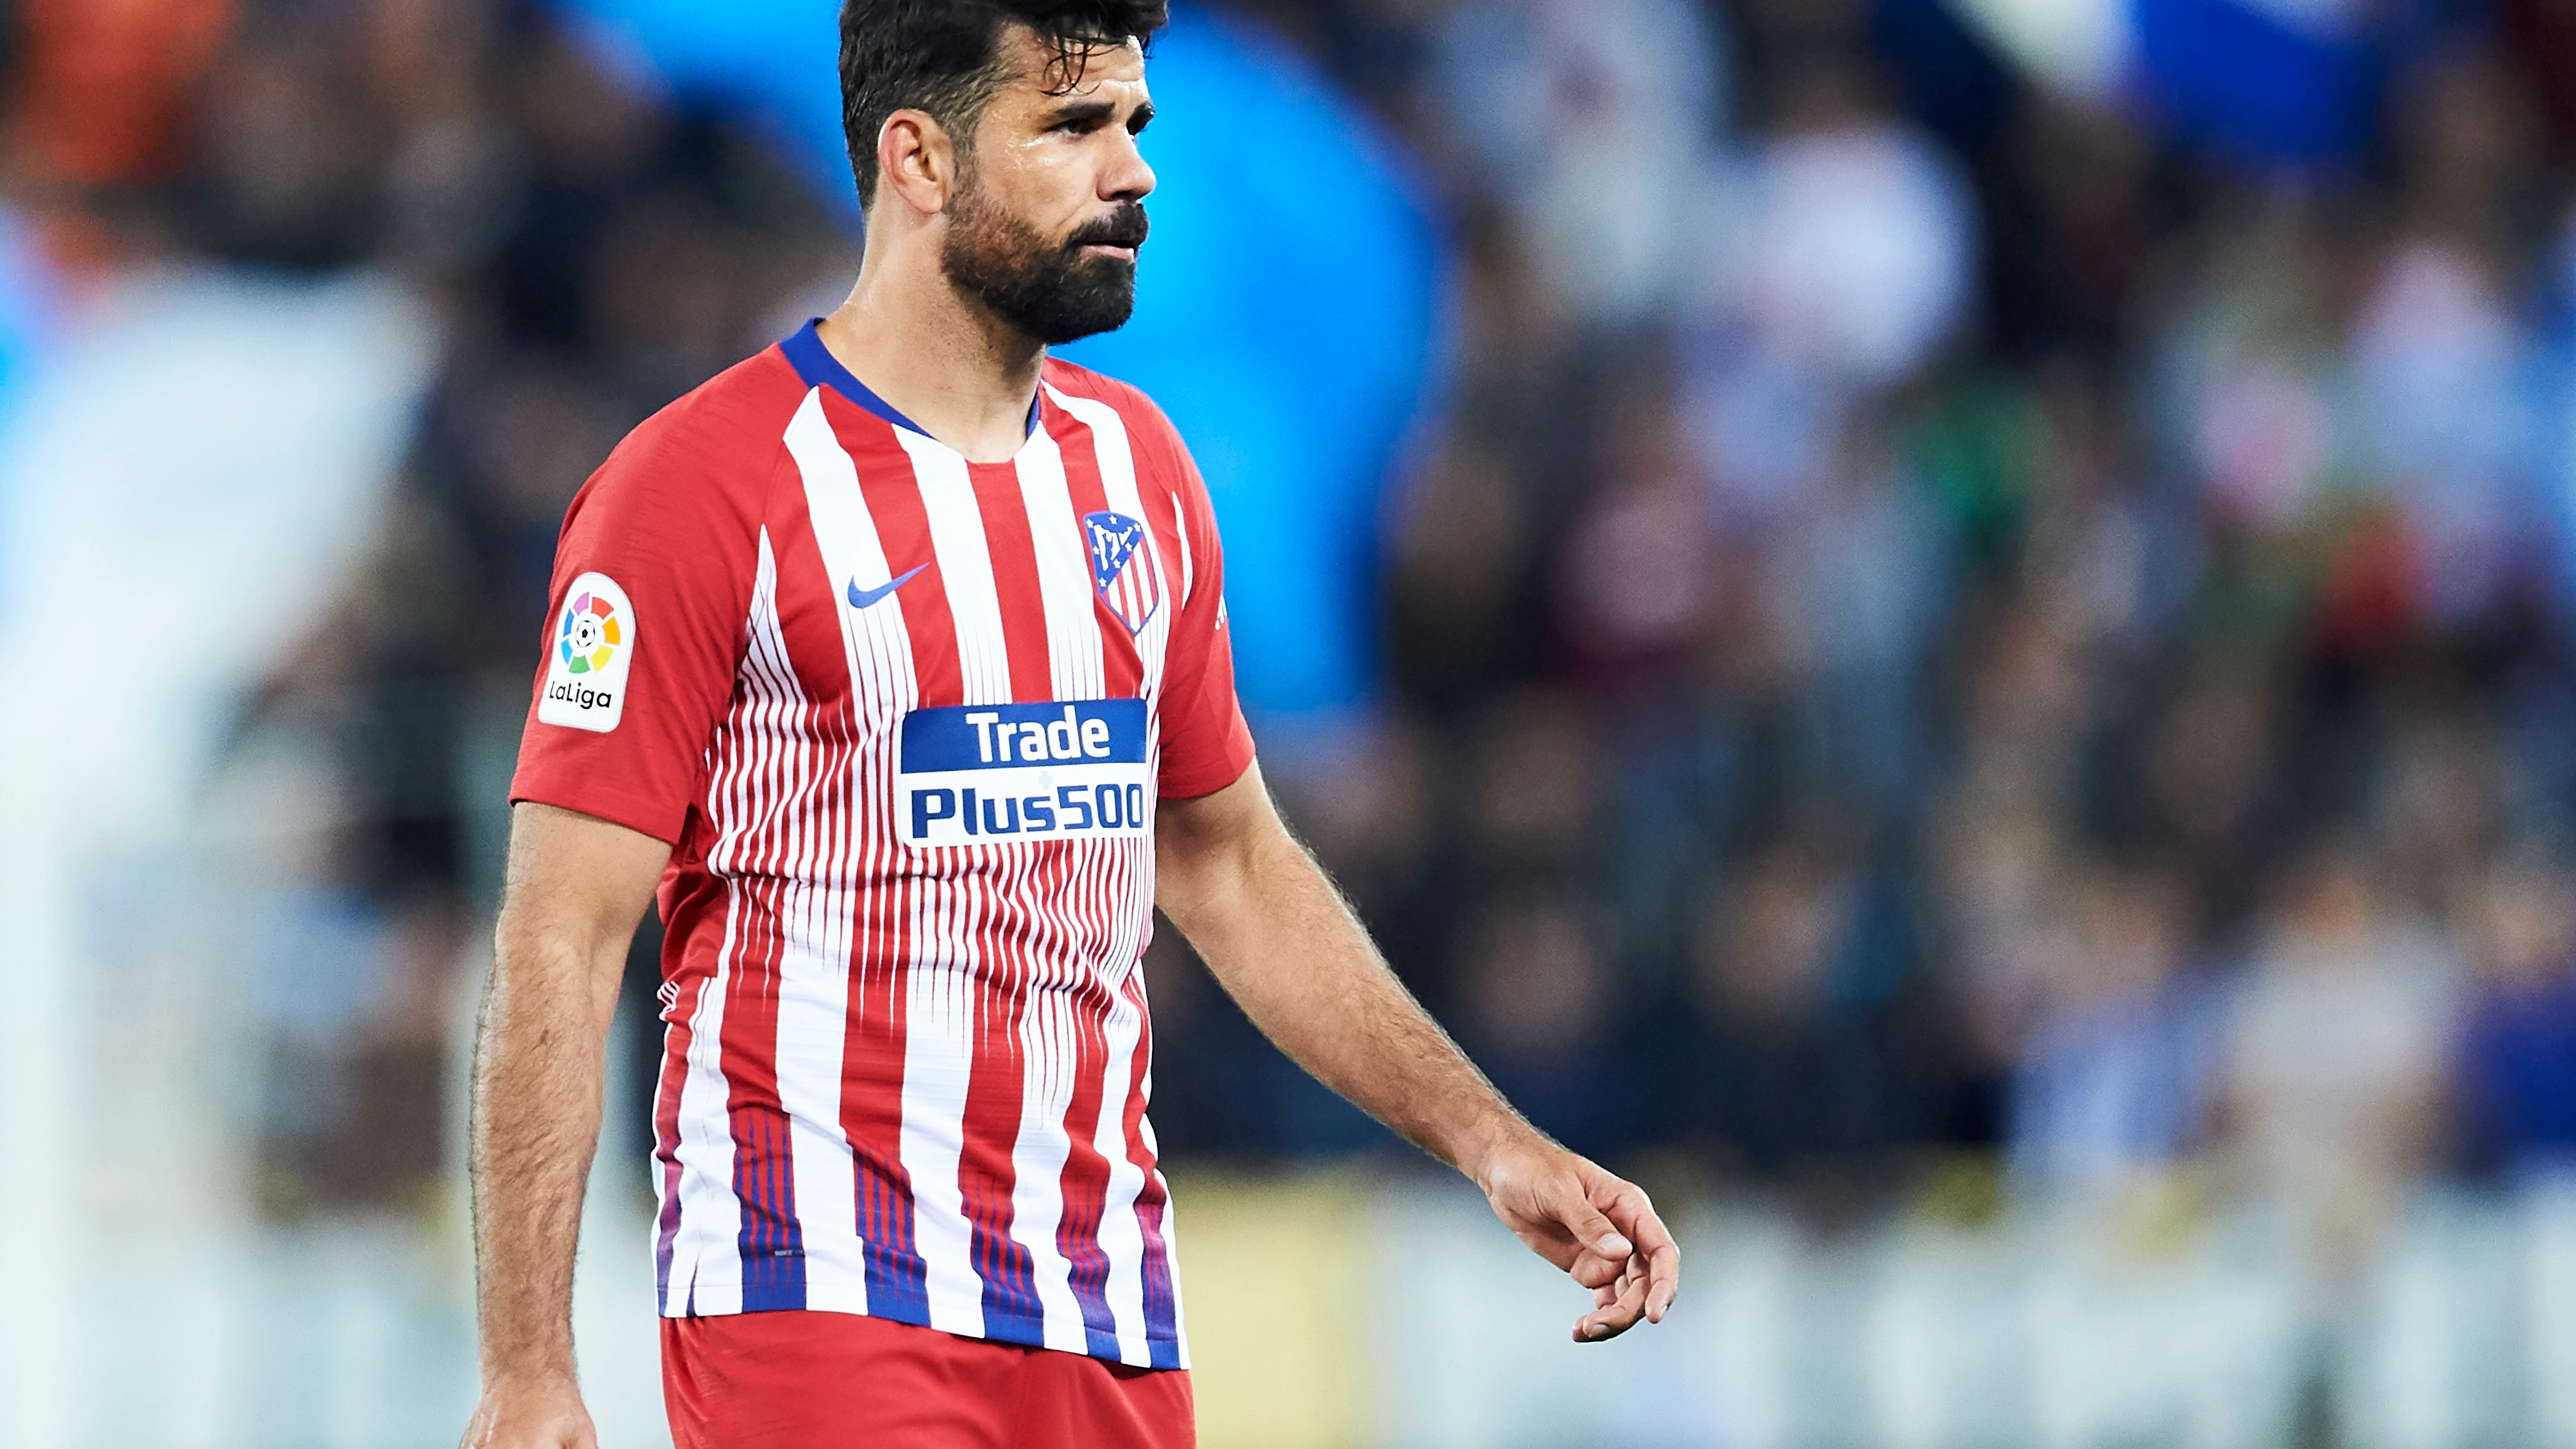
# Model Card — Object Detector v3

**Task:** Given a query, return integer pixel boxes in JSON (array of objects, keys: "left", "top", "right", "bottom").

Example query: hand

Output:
[
  {"left": 1473, "top": 1133, "right": 1681, "bottom": 1343},
  {"left": 460, "top": 1372, "right": 598, "bottom": 1449}
]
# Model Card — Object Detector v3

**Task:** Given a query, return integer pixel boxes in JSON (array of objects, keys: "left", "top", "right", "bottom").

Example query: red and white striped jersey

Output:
[{"left": 509, "top": 322, "right": 1257, "bottom": 1371}]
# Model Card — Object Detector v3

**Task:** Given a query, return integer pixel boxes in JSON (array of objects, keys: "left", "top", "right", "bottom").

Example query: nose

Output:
[{"left": 1103, "top": 128, "right": 1155, "bottom": 203}]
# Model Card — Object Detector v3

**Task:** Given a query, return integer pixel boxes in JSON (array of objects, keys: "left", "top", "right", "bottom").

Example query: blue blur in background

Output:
[
  {"left": 547, "top": 0, "right": 1448, "bottom": 723},
  {"left": 2131, "top": 0, "right": 2382, "bottom": 169},
  {"left": 0, "top": 205, "right": 62, "bottom": 625}
]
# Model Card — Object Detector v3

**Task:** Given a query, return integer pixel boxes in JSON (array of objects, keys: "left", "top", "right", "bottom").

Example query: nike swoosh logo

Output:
[{"left": 848, "top": 564, "right": 928, "bottom": 610}]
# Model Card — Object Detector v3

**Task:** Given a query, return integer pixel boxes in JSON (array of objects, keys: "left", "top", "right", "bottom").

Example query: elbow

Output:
[
  {"left": 1154, "top": 867, "right": 1219, "bottom": 943},
  {"left": 488, "top": 913, "right": 630, "bottom": 1044}
]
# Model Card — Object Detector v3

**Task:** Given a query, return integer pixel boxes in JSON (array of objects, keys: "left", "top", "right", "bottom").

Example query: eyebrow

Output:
[{"left": 1043, "top": 99, "right": 1155, "bottom": 131}]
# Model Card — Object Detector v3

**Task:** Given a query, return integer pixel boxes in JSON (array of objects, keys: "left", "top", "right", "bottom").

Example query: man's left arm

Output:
[{"left": 1154, "top": 763, "right": 1681, "bottom": 1341}]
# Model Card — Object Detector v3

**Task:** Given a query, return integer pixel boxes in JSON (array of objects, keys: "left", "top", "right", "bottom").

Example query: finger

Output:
[
  {"left": 1569, "top": 1248, "right": 1624, "bottom": 1291},
  {"left": 1574, "top": 1265, "right": 1651, "bottom": 1343},
  {"left": 1645, "top": 1238, "right": 1680, "bottom": 1322},
  {"left": 1599, "top": 1181, "right": 1682, "bottom": 1323},
  {"left": 1596, "top": 1261, "right": 1644, "bottom": 1315},
  {"left": 1576, "top": 1262, "right": 1644, "bottom": 1340}
]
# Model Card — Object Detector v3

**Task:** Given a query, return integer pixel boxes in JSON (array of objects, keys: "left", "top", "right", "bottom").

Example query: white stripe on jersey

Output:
[
  {"left": 888, "top": 423, "right": 1015, "bottom": 1340},
  {"left": 1140, "top": 1063, "right": 1189, "bottom": 1367},
  {"left": 741, "top": 527, "right": 870, "bottom": 1315},
  {"left": 1013, "top": 427, "right": 1108, "bottom": 701},
  {"left": 903, "top": 883, "right": 987, "bottom": 1338},
  {"left": 1091, "top": 982, "right": 1154, "bottom": 1365},
  {"left": 1003, "top": 981, "right": 1087, "bottom": 1353},
  {"left": 899, "top": 428, "right": 1013, "bottom": 708},
  {"left": 671, "top": 856, "right": 748, "bottom": 1312}
]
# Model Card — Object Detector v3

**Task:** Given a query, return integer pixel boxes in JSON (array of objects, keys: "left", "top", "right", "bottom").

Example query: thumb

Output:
[{"left": 1552, "top": 1179, "right": 1631, "bottom": 1262}]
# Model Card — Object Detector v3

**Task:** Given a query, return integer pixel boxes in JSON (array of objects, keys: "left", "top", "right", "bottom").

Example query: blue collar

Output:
[{"left": 781, "top": 319, "right": 1041, "bottom": 442}]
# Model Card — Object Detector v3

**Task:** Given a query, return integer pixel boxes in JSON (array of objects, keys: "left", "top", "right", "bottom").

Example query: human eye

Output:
[{"left": 1048, "top": 106, "right": 1113, "bottom": 135}]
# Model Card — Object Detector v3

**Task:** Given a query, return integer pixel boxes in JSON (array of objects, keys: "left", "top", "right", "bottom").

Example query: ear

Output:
[{"left": 876, "top": 109, "right": 960, "bottom": 219}]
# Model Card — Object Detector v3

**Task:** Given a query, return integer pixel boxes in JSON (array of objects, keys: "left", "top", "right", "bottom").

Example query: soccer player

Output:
[{"left": 461, "top": 4, "right": 1679, "bottom": 1446}]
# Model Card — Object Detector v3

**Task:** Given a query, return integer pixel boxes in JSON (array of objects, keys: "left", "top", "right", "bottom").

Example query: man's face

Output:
[{"left": 940, "top": 28, "right": 1156, "bottom": 346}]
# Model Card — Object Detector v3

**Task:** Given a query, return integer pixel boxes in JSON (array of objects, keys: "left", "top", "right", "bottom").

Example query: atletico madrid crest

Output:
[{"left": 1084, "top": 510, "right": 1162, "bottom": 636}]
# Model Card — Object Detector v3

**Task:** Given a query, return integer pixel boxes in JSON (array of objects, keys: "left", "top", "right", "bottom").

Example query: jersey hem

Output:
[{"left": 655, "top": 1295, "right": 1189, "bottom": 1372}]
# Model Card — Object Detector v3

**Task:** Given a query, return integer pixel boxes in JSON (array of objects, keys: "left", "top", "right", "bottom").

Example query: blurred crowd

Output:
[
  {"left": 12, "top": 0, "right": 2576, "bottom": 1305},
  {"left": 4, "top": 0, "right": 856, "bottom": 1216},
  {"left": 1174, "top": 0, "right": 2576, "bottom": 1290}
]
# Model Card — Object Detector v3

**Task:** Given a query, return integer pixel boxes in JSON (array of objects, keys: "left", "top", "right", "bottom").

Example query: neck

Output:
[{"left": 815, "top": 242, "right": 1044, "bottom": 464}]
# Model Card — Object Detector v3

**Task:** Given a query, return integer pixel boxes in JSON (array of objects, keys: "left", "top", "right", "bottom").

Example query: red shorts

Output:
[{"left": 661, "top": 1311, "right": 1195, "bottom": 1449}]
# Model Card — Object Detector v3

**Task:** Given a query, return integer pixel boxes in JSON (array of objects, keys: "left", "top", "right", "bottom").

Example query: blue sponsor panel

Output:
[
  {"left": 899, "top": 701, "right": 1153, "bottom": 847},
  {"left": 901, "top": 700, "right": 1146, "bottom": 769}
]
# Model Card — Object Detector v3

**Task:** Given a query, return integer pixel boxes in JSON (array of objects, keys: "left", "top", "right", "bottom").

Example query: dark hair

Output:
[{"left": 840, "top": 1, "right": 1170, "bottom": 209}]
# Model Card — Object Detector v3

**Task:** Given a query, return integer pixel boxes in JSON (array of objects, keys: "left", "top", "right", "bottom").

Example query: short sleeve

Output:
[
  {"left": 507, "top": 412, "right": 768, "bottom": 844},
  {"left": 1153, "top": 425, "right": 1258, "bottom": 799}
]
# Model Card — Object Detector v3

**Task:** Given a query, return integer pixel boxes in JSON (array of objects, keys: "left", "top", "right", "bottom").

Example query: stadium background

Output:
[{"left": 5, "top": 0, "right": 2576, "bottom": 1444}]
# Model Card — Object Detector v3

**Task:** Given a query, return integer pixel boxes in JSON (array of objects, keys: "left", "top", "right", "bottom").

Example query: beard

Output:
[{"left": 940, "top": 174, "right": 1147, "bottom": 346}]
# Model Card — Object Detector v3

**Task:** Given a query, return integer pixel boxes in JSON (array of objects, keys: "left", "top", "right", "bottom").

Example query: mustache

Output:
[{"left": 1066, "top": 203, "right": 1149, "bottom": 252}]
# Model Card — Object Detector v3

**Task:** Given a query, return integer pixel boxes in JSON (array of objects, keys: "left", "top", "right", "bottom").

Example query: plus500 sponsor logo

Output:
[{"left": 898, "top": 700, "right": 1149, "bottom": 846}]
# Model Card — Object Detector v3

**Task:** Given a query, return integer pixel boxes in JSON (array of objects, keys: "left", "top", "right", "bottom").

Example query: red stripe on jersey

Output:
[
  {"left": 827, "top": 397, "right": 964, "bottom": 711},
  {"left": 957, "top": 858, "right": 1042, "bottom": 1335},
  {"left": 1042, "top": 404, "right": 1145, "bottom": 698},
  {"left": 718, "top": 880, "right": 797, "bottom": 1301},
  {"left": 1117, "top": 965, "right": 1181, "bottom": 1360},
  {"left": 1050, "top": 945, "right": 1120, "bottom": 1349},
  {"left": 968, "top": 458, "right": 1055, "bottom": 705}
]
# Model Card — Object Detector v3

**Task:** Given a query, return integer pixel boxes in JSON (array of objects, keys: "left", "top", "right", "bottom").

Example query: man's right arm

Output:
[{"left": 461, "top": 803, "right": 671, "bottom": 1449}]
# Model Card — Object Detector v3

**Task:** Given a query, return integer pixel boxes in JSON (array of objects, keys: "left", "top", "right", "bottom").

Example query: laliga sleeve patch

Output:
[{"left": 538, "top": 572, "right": 635, "bottom": 734}]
